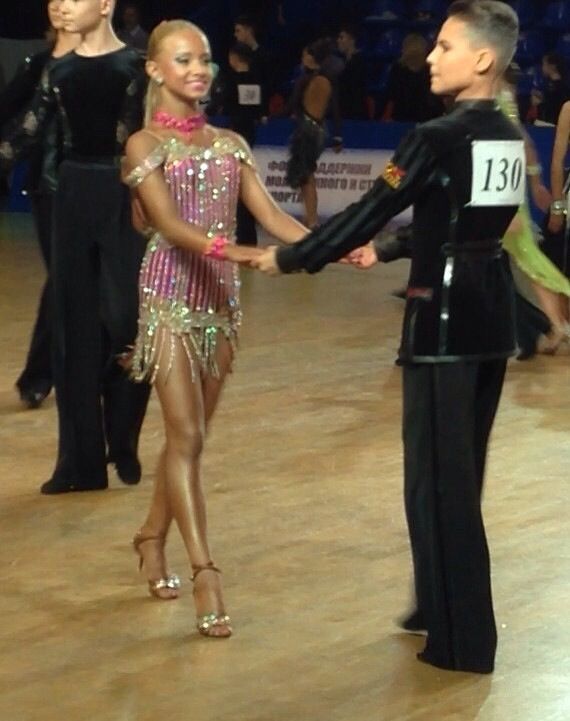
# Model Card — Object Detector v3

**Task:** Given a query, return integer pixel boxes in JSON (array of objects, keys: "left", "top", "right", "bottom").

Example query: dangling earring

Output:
[{"left": 154, "top": 76, "right": 164, "bottom": 86}]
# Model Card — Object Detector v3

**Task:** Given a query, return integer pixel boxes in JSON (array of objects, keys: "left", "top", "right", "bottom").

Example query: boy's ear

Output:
[{"left": 475, "top": 47, "right": 494, "bottom": 76}]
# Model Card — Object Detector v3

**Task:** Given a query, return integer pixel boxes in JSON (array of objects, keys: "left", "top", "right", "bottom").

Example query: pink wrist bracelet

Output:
[{"left": 204, "top": 235, "right": 229, "bottom": 260}]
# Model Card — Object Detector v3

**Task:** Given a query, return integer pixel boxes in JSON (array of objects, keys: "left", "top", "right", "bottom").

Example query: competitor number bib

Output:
[{"left": 470, "top": 140, "right": 525, "bottom": 207}]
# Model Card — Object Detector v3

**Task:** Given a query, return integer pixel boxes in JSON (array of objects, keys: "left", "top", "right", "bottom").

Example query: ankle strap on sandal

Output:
[{"left": 191, "top": 562, "right": 221, "bottom": 582}]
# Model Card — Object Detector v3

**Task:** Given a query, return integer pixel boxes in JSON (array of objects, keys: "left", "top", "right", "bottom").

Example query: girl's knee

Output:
[{"left": 166, "top": 423, "right": 204, "bottom": 458}]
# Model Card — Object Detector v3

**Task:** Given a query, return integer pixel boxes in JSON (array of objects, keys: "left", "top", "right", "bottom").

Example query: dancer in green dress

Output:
[{"left": 498, "top": 76, "right": 570, "bottom": 353}]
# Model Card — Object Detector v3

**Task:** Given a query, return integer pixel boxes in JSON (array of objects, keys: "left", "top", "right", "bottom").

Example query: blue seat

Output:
[
  {"left": 365, "top": 0, "right": 407, "bottom": 25},
  {"left": 541, "top": 1, "right": 570, "bottom": 31},
  {"left": 371, "top": 28, "right": 405, "bottom": 59},
  {"left": 518, "top": 64, "right": 545, "bottom": 95},
  {"left": 515, "top": 30, "right": 546, "bottom": 67},
  {"left": 411, "top": 0, "right": 447, "bottom": 24},
  {"left": 556, "top": 32, "right": 570, "bottom": 59},
  {"left": 507, "top": 0, "right": 537, "bottom": 30},
  {"left": 7, "top": 162, "right": 31, "bottom": 213},
  {"left": 366, "top": 62, "right": 392, "bottom": 93}
]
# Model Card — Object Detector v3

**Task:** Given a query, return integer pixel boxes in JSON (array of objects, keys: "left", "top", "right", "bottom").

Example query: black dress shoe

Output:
[
  {"left": 19, "top": 389, "right": 49, "bottom": 409},
  {"left": 390, "top": 287, "right": 407, "bottom": 300},
  {"left": 417, "top": 650, "right": 494, "bottom": 674},
  {"left": 113, "top": 456, "right": 142, "bottom": 485},
  {"left": 398, "top": 609, "right": 427, "bottom": 635},
  {"left": 40, "top": 477, "right": 108, "bottom": 495}
]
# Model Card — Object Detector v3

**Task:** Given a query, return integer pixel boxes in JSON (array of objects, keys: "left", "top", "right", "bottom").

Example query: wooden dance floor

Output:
[{"left": 0, "top": 212, "right": 569, "bottom": 721}]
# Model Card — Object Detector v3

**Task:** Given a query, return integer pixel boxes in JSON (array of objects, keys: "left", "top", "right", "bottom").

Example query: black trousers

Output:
[
  {"left": 16, "top": 192, "right": 53, "bottom": 396},
  {"left": 402, "top": 359, "right": 507, "bottom": 672},
  {"left": 49, "top": 160, "right": 150, "bottom": 488}
]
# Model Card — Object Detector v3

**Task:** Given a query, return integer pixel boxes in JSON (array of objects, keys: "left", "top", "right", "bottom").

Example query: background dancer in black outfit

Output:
[
  {"left": 256, "top": 1, "right": 522, "bottom": 675},
  {"left": 285, "top": 39, "right": 332, "bottom": 229},
  {"left": 1, "top": 0, "right": 150, "bottom": 494},
  {"left": 0, "top": 0, "right": 78, "bottom": 409}
]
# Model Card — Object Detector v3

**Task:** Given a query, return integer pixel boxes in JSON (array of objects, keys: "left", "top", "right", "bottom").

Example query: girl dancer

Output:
[
  {"left": 543, "top": 100, "right": 570, "bottom": 312},
  {"left": 285, "top": 39, "right": 333, "bottom": 229},
  {"left": 125, "top": 20, "right": 308, "bottom": 637},
  {"left": 498, "top": 75, "right": 570, "bottom": 353}
]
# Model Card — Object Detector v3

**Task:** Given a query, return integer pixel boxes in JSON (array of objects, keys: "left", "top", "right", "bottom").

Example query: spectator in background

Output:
[
  {"left": 117, "top": 3, "right": 148, "bottom": 54},
  {"left": 383, "top": 33, "right": 444, "bottom": 122},
  {"left": 541, "top": 100, "right": 570, "bottom": 290},
  {"left": 531, "top": 52, "right": 570, "bottom": 126},
  {"left": 234, "top": 14, "right": 270, "bottom": 118},
  {"left": 320, "top": 37, "right": 344, "bottom": 81},
  {"left": 216, "top": 42, "right": 265, "bottom": 245},
  {"left": 337, "top": 24, "right": 368, "bottom": 120}
]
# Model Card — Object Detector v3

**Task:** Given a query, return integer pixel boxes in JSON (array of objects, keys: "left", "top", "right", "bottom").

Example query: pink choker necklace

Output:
[{"left": 152, "top": 110, "right": 207, "bottom": 133}]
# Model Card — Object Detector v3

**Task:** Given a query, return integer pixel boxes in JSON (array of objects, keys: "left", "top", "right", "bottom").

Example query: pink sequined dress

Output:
[{"left": 125, "top": 132, "right": 254, "bottom": 382}]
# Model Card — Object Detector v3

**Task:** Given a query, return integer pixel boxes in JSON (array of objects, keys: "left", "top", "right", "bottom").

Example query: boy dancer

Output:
[
  {"left": 255, "top": 1, "right": 522, "bottom": 674},
  {"left": 1, "top": 0, "right": 150, "bottom": 493},
  {"left": 0, "top": 0, "right": 79, "bottom": 409}
]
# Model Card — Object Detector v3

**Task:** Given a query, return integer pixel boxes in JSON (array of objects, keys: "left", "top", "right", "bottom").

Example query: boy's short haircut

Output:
[{"left": 448, "top": 0, "right": 519, "bottom": 74}]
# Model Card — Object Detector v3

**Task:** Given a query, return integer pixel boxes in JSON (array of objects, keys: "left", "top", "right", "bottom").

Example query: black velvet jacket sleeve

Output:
[
  {"left": 373, "top": 233, "right": 411, "bottom": 263},
  {"left": 0, "top": 50, "right": 50, "bottom": 130},
  {"left": 0, "top": 65, "right": 55, "bottom": 167},
  {"left": 276, "top": 129, "right": 437, "bottom": 274}
]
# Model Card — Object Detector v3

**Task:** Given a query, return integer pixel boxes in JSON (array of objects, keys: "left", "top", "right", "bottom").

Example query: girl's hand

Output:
[
  {"left": 224, "top": 244, "right": 264, "bottom": 266},
  {"left": 347, "top": 242, "right": 379, "bottom": 269}
]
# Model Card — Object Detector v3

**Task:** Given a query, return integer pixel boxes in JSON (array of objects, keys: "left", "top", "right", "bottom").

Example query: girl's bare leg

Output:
[
  {"left": 135, "top": 449, "right": 179, "bottom": 599},
  {"left": 532, "top": 282, "right": 567, "bottom": 330},
  {"left": 532, "top": 283, "right": 570, "bottom": 351},
  {"left": 301, "top": 174, "right": 319, "bottom": 228},
  {"left": 151, "top": 329, "right": 233, "bottom": 635}
]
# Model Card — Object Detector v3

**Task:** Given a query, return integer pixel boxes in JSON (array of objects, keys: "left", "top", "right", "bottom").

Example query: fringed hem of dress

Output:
[{"left": 131, "top": 309, "right": 240, "bottom": 384}]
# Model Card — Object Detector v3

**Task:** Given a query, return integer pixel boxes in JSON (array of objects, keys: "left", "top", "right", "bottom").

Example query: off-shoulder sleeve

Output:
[
  {"left": 234, "top": 143, "right": 256, "bottom": 169},
  {"left": 124, "top": 140, "right": 167, "bottom": 187}
]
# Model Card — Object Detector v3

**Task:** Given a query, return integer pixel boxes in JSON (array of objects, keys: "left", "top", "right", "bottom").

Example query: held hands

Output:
[
  {"left": 224, "top": 244, "right": 265, "bottom": 266},
  {"left": 251, "top": 246, "right": 281, "bottom": 275},
  {"left": 342, "top": 242, "right": 379, "bottom": 269},
  {"left": 249, "top": 242, "right": 379, "bottom": 277}
]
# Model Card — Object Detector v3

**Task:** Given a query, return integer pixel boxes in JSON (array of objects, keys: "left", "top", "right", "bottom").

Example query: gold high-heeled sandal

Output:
[
  {"left": 191, "top": 562, "right": 232, "bottom": 638},
  {"left": 133, "top": 532, "right": 181, "bottom": 600}
]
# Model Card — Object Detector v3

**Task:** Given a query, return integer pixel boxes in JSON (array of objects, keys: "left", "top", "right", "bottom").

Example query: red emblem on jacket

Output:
[{"left": 382, "top": 161, "right": 406, "bottom": 189}]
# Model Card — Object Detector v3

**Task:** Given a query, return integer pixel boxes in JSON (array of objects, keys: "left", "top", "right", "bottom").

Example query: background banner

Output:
[{"left": 254, "top": 146, "right": 412, "bottom": 223}]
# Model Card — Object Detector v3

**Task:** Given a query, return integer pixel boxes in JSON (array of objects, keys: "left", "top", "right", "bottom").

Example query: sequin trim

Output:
[
  {"left": 124, "top": 134, "right": 256, "bottom": 187},
  {"left": 131, "top": 310, "right": 239, "bottom": 384},
  {"left": 128, "top": 134, "right": 249, "bottom": 383}
]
